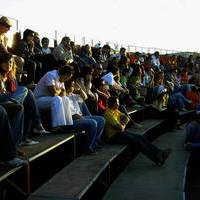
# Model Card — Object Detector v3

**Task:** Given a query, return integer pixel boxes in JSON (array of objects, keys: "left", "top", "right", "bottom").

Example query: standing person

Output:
[
  {"left": 33, "top": 65, "right": 74, "bottom": 132},
  {"left": 104, "top": 96, "right": 171, "bottom": 165}
]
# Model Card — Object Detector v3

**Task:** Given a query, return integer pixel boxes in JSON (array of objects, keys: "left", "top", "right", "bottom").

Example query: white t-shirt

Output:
[
  {"left": 34, "top": 70, "right": 65, "bottom": 97},
  {"left": 68, "top": 93, "right": 82, "bottom": 116}
]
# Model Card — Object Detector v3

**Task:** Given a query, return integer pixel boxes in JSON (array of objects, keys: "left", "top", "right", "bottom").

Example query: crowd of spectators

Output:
[{"left": 1, "top": 15, "right": 200, "bottom": 167}]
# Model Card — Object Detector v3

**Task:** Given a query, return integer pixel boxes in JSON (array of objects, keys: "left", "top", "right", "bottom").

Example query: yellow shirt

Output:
[{"left": 104, "top": 109, "right": 128, "bottom": 140}]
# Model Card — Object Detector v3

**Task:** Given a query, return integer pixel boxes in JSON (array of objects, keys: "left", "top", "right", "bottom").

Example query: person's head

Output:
[
  {"left": 102, "top": 44, "right": 111, "bottom": 54},
  {"left": 120, "top": 47, "right": 126, "bottom": 56},
  {"left": 65, "top": 79, "right": 75, "bottom": 94},
  {"left": 58, "top": 65, "right": 73, "bottom": 82},
  {"left": 0, "top": 16, "right": 12, "bottom": 34},
  {"left": 154, "top": 51, "right": 160, "bottom": 58},
  {"left": 61, "top": 36, "right": 71, "bottom": 48},
  {"left": 122, "top": 68, "right": 130, "bottom": 77},
  {"left": 34, "top": 32, "right": 40, "bottom": 45},
  {"left": 23, "top": 29, "right": 35, "bottom": 43},
  {"left": 0, "top": 53, "right": 16, "bottom": 79},
  {"left": 41, "top": 37, "right": 49, "bottom": 48},
  {"left": 98, "top": 80, "right": 109, "bottom": 92},
  {"left": 107, "top": 96, "right": 119, "bottom": 110},
  {"left": 93, "top": 63, "right": 103, "bottom": 77},
  {"left": 109, "top": 66, "right": 120, "bottom": 77},
  {"left": 81, "top": 66, "right": 93, "bottom": 82}
]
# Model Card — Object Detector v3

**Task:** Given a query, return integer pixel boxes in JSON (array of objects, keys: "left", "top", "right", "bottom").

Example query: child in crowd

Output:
[{"left": 65, "top": 80, "right": 105, "bottom": 154}]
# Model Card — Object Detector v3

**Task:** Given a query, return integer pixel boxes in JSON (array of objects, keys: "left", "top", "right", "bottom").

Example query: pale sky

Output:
[{"left": 1, "top": 0, "right": 200, "bottom": 52}]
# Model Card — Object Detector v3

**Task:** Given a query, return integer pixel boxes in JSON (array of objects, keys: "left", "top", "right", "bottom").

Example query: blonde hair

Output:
[{"left": 7, "top": 57, "right": 17, "bottom": 80}]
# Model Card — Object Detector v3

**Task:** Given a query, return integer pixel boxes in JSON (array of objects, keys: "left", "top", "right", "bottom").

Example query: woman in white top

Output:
[{"left": 33, "top": 66, "right": 73, "bottom": 132}]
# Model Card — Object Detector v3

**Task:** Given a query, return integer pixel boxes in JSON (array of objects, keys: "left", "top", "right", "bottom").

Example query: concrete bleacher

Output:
[
  {"left": 103, "top": 129, "right": 190, "bottom": 200},
  {"left": 0, "top": 106, "right": 193, "bottom": 200},
  {"left": 26, "top": 107, "right": 178, "bottom": 200}
]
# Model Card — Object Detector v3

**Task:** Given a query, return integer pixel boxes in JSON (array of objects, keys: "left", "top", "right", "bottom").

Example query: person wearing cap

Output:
[{"left": 52, "top": 36, "right": 74, "bottom": 64}]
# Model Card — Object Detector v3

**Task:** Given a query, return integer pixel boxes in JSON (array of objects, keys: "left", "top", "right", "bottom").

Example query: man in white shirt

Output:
[{"left": 33, "top": 66, "right": 73, "bottom": 132}]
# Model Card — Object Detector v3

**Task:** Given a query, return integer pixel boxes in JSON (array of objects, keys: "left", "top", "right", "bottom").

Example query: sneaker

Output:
[
  {"left": 6, "top": 158, "right": 28, "bottom": 167},
  {"left": 32, "top": 128, "right": 50, "bottom": 135},
  {"left": 84, "top": 148, "right": 97, "bottom": 156},
  {"left": 19, "top": 139, "right": 39, "bottom": 146}
]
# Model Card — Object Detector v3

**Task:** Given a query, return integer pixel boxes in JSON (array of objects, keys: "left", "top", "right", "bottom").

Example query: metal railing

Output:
[{"left": 0, "top": 14, "right": 183, "bottom": 54}]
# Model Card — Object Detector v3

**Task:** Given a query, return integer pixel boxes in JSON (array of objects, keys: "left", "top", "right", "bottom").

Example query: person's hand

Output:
[
  {"left": 121, "top": 125, "right": 126, "bottom": 132},
  {"left": 72, "top": 114, "right": 83, "bottom": 120},
  {"left": 74, "top": 82, "right": 81, "bottom": 91}
]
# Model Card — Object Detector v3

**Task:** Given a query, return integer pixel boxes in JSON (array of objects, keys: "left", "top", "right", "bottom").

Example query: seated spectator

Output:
[
  {"left": 99, "top": 44, "right": 111, "bottom": 70},
  {"left": 180, "top": 68, "right": 189, "bottom": 84},
  {"left": 77, "top": 66, "right": 98, "bottom": 114},
  {"left": 33, "top": 32, "right": 43, "bottom": 55},
  {"left": 151, "top": 51, "right": 162, "bottom": 71},
  {"left": 16, "top": 29, "right": 42, "bottom": 85},
  {"left": 79, "top": 44, "right": 96, "bottom": 67},
  {"left": 0, "top": 16, "right": 24, "bottom": 82},
  {"left": 120, "top": 68, "right": 130, "bottom": 88},
  {"left": 186, "top": 85, "right": 200, "bottom": 110},
  {"left": 0, "top": 103, "right": 27, "bottom": 167},
  {"left": 33, "top": 65, "right": 73, "bottom": 132},
  {"left": 0, "top": 53, "right": 49, "bottom": 145},
  {"left": 127, "top": 64, "right": 145, "bottom": 103},
  {"left": 65, "top": 80, "right": 105, "bottom": 154},
  {"left": 104, "top": 96, "right": 171, "bottom": 165},
  {"left": 185, "top": 110, "right": 200, "bottom": 150},
  {"left": 41, "top": 37, "right": 51, "bottom": 55},
  {"left": 52, "top": 36, "right": 73, "bottom": 64},
  {"left": 96, "top": 80, "right": 111, "bottom": 115}
]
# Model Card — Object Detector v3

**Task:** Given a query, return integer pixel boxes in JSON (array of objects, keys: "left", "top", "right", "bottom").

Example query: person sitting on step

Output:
[{"left": 104, "top": 96, "right": 171, "bottom": 166}]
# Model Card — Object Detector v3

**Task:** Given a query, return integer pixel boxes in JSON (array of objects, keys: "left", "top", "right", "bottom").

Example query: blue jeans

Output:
[
  {"left": 0, "top": 86, "right": 28, "bottom": 104},
  {"left": 72, "top": 115, "right": 105, "bottom": 150},
  {"left": 169, "top": 92, "right": 190, "bottom": 110},
  {"left": 23, "top": 90, "right": 42, "bottom": 138},
  {"left": 0, "top": 105, "right": 16, "bottom": 161},
  {"left": 0, "top": 103, "right": 24, "bottom": 160},
  {"left": 110, "top": 131, "right": 161, "bottom": 164}
]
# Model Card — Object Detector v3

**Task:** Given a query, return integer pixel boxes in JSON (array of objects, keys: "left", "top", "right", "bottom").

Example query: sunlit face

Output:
[
  {"left": 0, "top": 24, "right": 10, "bottom": 34},
  {"left": 0, "top": 58, "right": 13, "bottom": 73}
]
